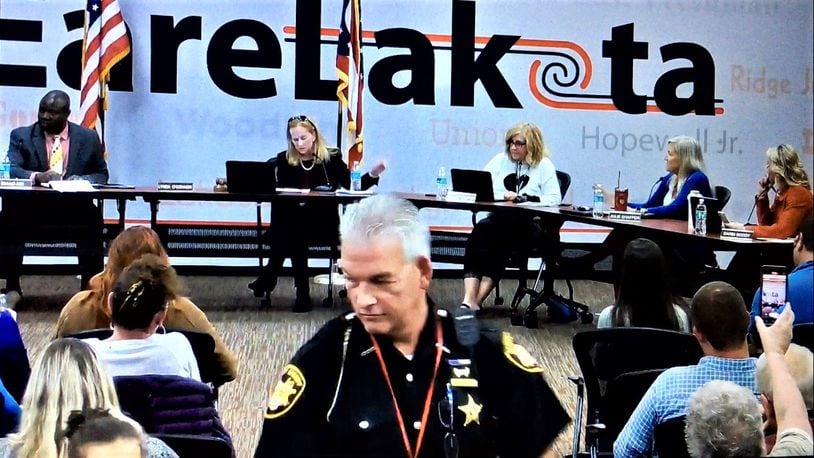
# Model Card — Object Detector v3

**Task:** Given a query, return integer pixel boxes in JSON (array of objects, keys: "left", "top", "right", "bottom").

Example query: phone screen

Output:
[{"left": 760, "top": 265, "right": 788, "bottom": 324}]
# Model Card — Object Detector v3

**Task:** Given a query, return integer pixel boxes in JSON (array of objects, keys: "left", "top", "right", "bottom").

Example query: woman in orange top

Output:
[
  {"left": 749, "top": 144, "right": 813, "bottom": 239},
  {"left": 56, "top": 226, "right": 237, "bottom": 385}
]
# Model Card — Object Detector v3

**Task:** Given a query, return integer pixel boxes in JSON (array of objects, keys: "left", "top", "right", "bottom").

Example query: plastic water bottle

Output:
[
  {"left": 350, "top": 161, "right": 362, "bottom": 191},
  {"left": 436, "top": 166, "right": 448, "bottom": 200},
  {"left": 695, "top": 198, "right": 707, "bottom": 235},
  {"left": 592, "top": 184, "right": 604, "bottom": 218},
  {"left": 0, "top": 154, "right": 10, "bottom": 179}
]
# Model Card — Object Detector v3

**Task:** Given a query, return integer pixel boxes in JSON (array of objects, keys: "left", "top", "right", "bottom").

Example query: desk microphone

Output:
[
  {"left": 645, "top": 176, "right": 665, "bottom": 203},
  {"left": 745, "top": 184, "right": 773, "bottom": 224},
  {"left": 320, "top": 162, "right": 333, "bottom": 191}
]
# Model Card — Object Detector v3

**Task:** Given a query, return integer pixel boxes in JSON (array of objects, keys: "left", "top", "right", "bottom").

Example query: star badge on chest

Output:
[{"left": 457, "top": 394, "right": 482, "bottom": 427}]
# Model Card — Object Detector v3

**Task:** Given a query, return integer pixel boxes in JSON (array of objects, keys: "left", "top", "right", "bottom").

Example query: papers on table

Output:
[{"left": 42, "top": 179, "right": 95, "bottom": 192}]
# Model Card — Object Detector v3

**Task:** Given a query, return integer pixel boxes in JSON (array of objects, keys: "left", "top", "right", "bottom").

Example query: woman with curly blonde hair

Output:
[
  {"left": 0, "top": 338, "right": 177, "bottom": 458},
  {"left": 729, "top": 144, "right": 813, "bottom": 238}
]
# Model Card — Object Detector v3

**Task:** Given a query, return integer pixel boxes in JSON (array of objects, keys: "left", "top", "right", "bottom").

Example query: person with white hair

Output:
[
  {"left": 254, "top": 194, "right": 568, "bottom": 458},
  {"left": 684, "top": 306, "right": 813, "bottom": 457},
  {"left": 686, "top": 380, "right": 765, "bottom": 457}
]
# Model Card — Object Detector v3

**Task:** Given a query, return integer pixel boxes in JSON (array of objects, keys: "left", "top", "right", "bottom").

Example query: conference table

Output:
[{"left": 0, "top": 185, "right": 789, "bottom": 303}]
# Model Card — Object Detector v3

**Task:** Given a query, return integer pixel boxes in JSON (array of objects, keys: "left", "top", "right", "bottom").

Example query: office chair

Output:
[
  {"left": 67, "top": 328, "right": 223, "bottom": 389},
  {"left": 653, "top": 416, "right": 690, "bottom": 458},
  {"left": 570, "top": 328, "right": 703, "bottom": 456},
  {"left": 714, "top": 185, "right": 732, "bottom": 209},
  {"left": 502, "top": 170, "right": 594, "bottom": 327}
]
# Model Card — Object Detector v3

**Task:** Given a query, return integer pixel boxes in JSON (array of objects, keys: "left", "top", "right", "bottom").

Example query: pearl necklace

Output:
[{"left": 300, "top": 158, "right": 315, "bottom": 171}]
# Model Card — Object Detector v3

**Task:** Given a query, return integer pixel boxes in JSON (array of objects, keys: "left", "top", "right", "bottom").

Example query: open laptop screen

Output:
[
  {"left": 450, "top": 169, "right": 495, "bottom": 202},
  {"left": 225, "top": 160, "right": 277, "bottom": 194}
]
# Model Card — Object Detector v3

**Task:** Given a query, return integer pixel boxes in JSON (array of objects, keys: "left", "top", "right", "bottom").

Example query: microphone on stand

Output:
[
  {"left": 746, "top": 179, "right": 773, "bottom": 225},
  {"left": 645, "top": 176, "right": 666, "bottom": 203},
  {"left": 314, "top": 162, "right": 333, "bottom": 192}
]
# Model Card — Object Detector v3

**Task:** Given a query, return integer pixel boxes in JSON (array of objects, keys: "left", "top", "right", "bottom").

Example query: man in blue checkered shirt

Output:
[{"left": 614, "top": 281, "right": 759, "bottom": 457}]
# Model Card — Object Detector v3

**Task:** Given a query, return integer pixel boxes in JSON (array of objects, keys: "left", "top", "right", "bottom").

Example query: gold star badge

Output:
[
  {"left": 457, "top": 394, "right": 482, "bottom": 426},
  {"left": 264, "top": 364, "right": 306, "bottom": 419}
]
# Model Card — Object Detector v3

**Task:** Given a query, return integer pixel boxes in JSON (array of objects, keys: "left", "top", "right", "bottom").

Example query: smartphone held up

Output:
[{"left": 760, "top": 265, "right": 788, "bottom": 325}]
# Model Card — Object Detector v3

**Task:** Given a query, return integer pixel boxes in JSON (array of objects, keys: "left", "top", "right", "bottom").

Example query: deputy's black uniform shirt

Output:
[{"left": 254, "top": 308, "right": 569, "bottom": 458}]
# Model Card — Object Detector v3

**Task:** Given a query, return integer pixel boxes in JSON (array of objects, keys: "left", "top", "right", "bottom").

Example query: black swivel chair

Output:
[
  {"left": 714, "top": 185, "right": 732, "bottom": 210},
  {"left": 66, "top": 328, "right": 223, "bottom": 389},
  {"left": 570, "top": 328, "right": 703, "bottom": 456},
  {"left": 152, "top": 433, "right": 234, "bottom": 458},
  {"left": 653, "top": 415, "right": 691, "bottom": 458},
  {"left": 501, "top": 170, "right": 593, "bottom": 327}
]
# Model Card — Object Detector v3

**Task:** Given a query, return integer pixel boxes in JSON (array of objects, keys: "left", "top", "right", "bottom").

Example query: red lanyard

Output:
[{"left": 369, "top": 317, "right": 443, "bottom": 458}]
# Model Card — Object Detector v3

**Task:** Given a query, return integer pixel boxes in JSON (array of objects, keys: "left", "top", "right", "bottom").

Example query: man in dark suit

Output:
[{"left": 1, "top": 90, "right": 109, "bottom": 303}]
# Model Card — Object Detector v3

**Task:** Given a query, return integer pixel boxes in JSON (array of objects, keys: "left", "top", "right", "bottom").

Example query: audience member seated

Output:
[
  {"left": 614, "top": 281, "right": 758, "bottom": 457},
  {"left": 57, "top": 226, "right": 236, "bottom": 384},
  {"left": 84, "top": 254, "right": 201, "bottom": 381},
  {"left": 0, "top": 378, "right": 20, "bottom": 437},
  {"left": 0, "top": 338, "right": 177, "bottom": 457},
  {"left": 61, "top": 408, "right": 148, "bottom": 458},
  {"left": 596, "top": 238, "right": 690, "bottom": 332},
  {"left": 0, "top": 308, "right": 29, "bottom": 404},
  {"left": 684, "top": 306, "right": 813, "bottom": 456},
  {"left": 461, "top": 122, "right": 562, "bottom": 312},
  {"left": 750, "top": 215, "right": 814, "bottom": 337},
  {"left": 627, "top": 135, "right": 712, "bottom": 218},
  {"left": 247, "top": 114, "right": 386, "bottom": 313}
]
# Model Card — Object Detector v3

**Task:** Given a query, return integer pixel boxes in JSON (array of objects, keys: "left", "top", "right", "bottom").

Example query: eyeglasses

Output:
[
  {"left": 507, "top": 140, "right": 526, "bottom": 147},
  {"left": 437, "top": 385, "right": 459, "bottom": 458}
]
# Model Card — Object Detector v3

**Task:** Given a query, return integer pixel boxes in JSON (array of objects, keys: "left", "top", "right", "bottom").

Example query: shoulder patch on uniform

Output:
[
  {"left": 501, "top": 332, "right": 543, "bottom": 373},
  {"left": 264, "top": 364, "right": 306, "bottom": 419}
]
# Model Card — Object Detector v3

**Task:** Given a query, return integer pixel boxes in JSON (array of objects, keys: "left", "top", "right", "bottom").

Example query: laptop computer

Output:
[
  {"left": 225, "top": 160, "right": 277, "bottom": 194},
  {"left": 450, "top": 169, "right": 495, "bottom": 202}
]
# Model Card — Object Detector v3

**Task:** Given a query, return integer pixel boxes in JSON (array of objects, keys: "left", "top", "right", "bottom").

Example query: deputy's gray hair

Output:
[
  {"left": 685, "top": 380, "right": 764, "bottom": 457},
  {"left": 668, "top": 135, "right": 707, "bottom": 176},
  {"left": 339, "top": 194, "right": 430, "bottom": 262}
]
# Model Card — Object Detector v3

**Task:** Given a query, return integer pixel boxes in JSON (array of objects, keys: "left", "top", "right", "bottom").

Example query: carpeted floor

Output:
[{"left": 10, "top": 273, "right": 617, "bottom": 457}]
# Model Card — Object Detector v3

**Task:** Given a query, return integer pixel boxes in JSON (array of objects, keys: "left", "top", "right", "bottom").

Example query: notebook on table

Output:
[
  {"left": 450, "top": 169, "right": 495, "bottom": 202},
  {"left": 225, "top": 160, "right": 277, "bottom": 194}
]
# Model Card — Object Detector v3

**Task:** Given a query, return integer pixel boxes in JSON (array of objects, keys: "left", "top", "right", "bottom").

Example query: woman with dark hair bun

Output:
[
  {"left": 596, "top": 238, "right": 690, "bottom": 332},
  {"left": 84, "top": 254, "right": 200, "bottom": 381}
]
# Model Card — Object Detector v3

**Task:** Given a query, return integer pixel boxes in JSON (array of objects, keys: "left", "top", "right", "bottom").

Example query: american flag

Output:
[
  {"left": 336, "top": 0, "right": 364, "bottom": 167},
  {"left": 80, "top": 0, "right": 131, "bottom": 155}
]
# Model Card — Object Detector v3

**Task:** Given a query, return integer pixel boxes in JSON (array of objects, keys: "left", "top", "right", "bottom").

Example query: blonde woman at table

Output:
[
  {"left": 248, "top": 115, "right": 386, "bottom": 313},
  {"left": 627, "top": 135, "right": 712, "bottom": 218},
  {"left": 725, "top": 144, "right": 813, "bottom": 239},
  {"left": 461, "top": 122, "right": 561, "bottom": 313}
]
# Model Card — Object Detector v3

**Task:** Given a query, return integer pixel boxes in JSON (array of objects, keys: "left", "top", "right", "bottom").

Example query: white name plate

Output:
[
  {"left": 444, "top": 191, "right": 477, "bottom": 203},
  {"left": 720, "top": 228, "right": 753, "bottom": 239},
  {"left": 608, "top": 210, "right": 642, "bottom": 222},
  {"left": 0, "top": 178, "right": 32, "bottom": 188},
  {"left": 157, "top": 182, "right": 194, "bottom": 191}
]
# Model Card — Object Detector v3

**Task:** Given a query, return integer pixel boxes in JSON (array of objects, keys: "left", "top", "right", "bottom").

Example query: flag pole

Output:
[{"left": 336, "top": 99, "right": 343, "bottom": 153}]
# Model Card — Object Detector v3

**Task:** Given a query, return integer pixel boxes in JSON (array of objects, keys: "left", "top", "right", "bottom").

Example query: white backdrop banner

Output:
[{"left": 1, "top": 0, "right": 812, "bottom": 227}]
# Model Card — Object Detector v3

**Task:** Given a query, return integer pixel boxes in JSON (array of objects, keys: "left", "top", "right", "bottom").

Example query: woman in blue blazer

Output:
[{"left": 629, "top": 135, "right": 712, "bottom": 219}]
